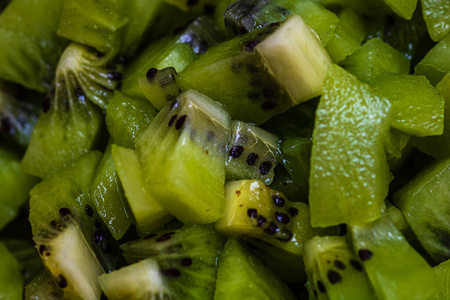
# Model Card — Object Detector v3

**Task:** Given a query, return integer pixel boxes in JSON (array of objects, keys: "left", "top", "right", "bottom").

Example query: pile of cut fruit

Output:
[{"left": 1, "top": 0, "right": 450, "bottom": 299}]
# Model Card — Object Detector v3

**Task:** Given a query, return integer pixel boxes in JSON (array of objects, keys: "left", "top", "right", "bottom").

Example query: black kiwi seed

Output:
[
  {"left": 95, "top": 219, "right": 102, "bottom": 229},
  {"left": 59, "top": 208, "right": 71, "bottom": 216},
  {"left": 156, "top": 232, "right": 175, "bottom": 242},
  {"left": 175, "top": 115, "right": 187, "bottom": 130},
  {"left": 50, "top": 220, "right": 57, "bottom": 228},
  {"left": 261, "top": 101, "right": 277, "bottom": 111},
  {"left": 317, "top": 280, "right": 326, "bottom": 293},
  {"left": 146, "top": 68, "right": 158, "bottom": 81},
  {"left": 162, "top": 268, "right": 182, "bottom": 278},
  {"left": 85, "top": 204, "right": 93, "bottom": 217},
  {"left": 231, "top": 62, "right": 243, "bottom": 73},
  {"left": 327, "top": 270, "right": 342, "bottom": 284},
  {"left": 187, "top": 0, "right": 199, "bottom": 6},
  {"left": 144, "top": 233, "right": 158, "bottom": 240},
  {"left": 180, "top": 257, "right": 193, "bottom": 267},
  {"left": 42, "top": 96, "right": 51, "bottom": 113},
  {"left": 247, "top": 208, "right": 258, "bottom": 219},
  {"left": 94, "top": 230, "right": 104, "bottom": 244},
  {"left": 257, "top": 215, "right": 267, "bottom": 227},
  {"left": 56, "top": 275, "right": 68, "bottom": 288},
  {"left": 204, "top": 4, "right": 215, "bottom": 14},
  {"left": 349, "top": 259, "right": 363, "bottom": 271},
  {"left": 230, "top": 145, "right": 244, "bottom": 158},
  {"left": 287, "top": 207, "right": 299, "bottom": 217},
  {"left": 272, "top": 196, "right": 285, "bottom": 207},
  {"left": 259, "top": 161, "right": 273, "bottom": 175},
  {"left": 358, "top": 249, "right": 373, "bottom": 261},
  {"left": 247, "top": 153, "right": 259, "bottom": 165},
  {"left": 263, "top": 222, "right": 279, "bottom": 235},
  {"left": 39, "top": 245, "right": 47, "bottom": 255},
  {"left": 107, "top": 72, "right": 123, "bottom": 80},
  {"left": 313, "top": 290, "right": 318, "bottom": 298},
  {"left": 168, "top": 114, "right": 178, "bottom": 127},
  {"left": 243, "top": 41, "right": 259, "bottom": 53},
  {"left": 334, "top": 260, "right": 346, "bottom": 270},
  {"left": 275, "top": 212, "right": 290, "bottom": 224}
]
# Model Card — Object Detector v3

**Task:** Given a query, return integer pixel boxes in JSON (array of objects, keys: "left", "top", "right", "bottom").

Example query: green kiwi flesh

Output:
[
  {"left": 117, "top": 224, "right": 225, "bottom": 300},
  {"left": 0, "top": 241, "right": 23, "bottom": 300},
  {"left": 226, "top": 121, "right": 279, "bottom": 185},
  {"left": 214, "top": 238, "right": 296, "bottom": 300},
  {"left": 29, "top": 152, "right": 117, "bottom": 299},
  {"left": 90, "top": 142, "right": 134, "bottom": 240},
  {"left": 25, "top": 270, "right": 63, "bottom": 300},
  {"left": 304, "top": 236, "right": 376, "bottom": 300},
  {"left": 136, "top": 90, "right": 230, "bottom": 224},
  {"left": 350, "top": 216, "right": 439, "bottom": 300},
  {"left": 112, "top": 144, "right": 173, "bottom": 236},
  {"left": 432, "top": 259, "right": 450, "bottom": 299}
]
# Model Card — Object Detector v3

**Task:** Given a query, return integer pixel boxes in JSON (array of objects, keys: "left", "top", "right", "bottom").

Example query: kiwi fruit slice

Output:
[
  {"left": 309, "top": 65, "right": 392, "bottom": 227},
  {"left": 29, "top": 152, "right": 118, "bottom": 299},
  {"left": 136, "top": 90, "right": 231, "bottom": 224},
  {"left": 0, "top": 147, "right": 39, "bottom": 230},
  {"left": 226, "top": 120, "right": 279, "bottom": 185},
  {"left": 20, "top": 42, "right": 123, "bottom": 179},
  {"left": 112, "top": 144, "right": 173, "bottom": 236},
  {"left": 0, "top": 0, "right": 68, "bottom": 92},
  {"left": 393, "top": 158, "right": 450, "bottom": 263},
  {"left": 0, "top": 81, "right": 43, "bottom": 149},
  {"left": 103, "top": 224, "right": 225, "bottom": 299},
  {"left": 25, "top": 270, "right": 63, "bottom": 300},
  {"left": 349, "top": 216, "right": 439, "bottom": 299},
  {"left": 0, "top": 241, "right": 23, "bottom": 300},
  {"left": 90, "top": 141, "right": 134, "bottom": 240},
  {"left": 214, "top": 237, "right": 296, "bottom": 300},
  {"left": 105, "top": 91, "right": 157, "bottom": 149},
  {"left": 304, "top": 236, "right": 376, "bottom": 300}
]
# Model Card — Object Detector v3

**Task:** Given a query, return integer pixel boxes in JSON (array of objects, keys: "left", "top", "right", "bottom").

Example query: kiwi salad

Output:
[{"left": 1, "top": 0, "right": 450, "bottom": 299}]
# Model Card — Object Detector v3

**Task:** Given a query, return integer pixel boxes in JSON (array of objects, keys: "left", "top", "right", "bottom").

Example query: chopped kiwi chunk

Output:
[
  {"left": 371, "top": 73, "right": 445, "bottom": 137},
  {"left": 20, "top": 43, "right": 121, "bottom": 179},
  {"left": 90, "top": 142, "right": 133, "bottom": 240},
  {"left": 304, "top": 236, "right": 376, "bottom": 300},
  {"left": 415, "top": 33, "right": 450, "bottom": 86},
  {"left": 112, "top": 144, "right": 173, "bottom": 236},
  {"left": 137, "top": 90, "right": 231, "bottom": 224},
  {"left": 226, "top": 121, "right": 279, "bottom": 185},
  {"left": 379, "top": 0, "right": 418, "bottom": 20},
  {"left": 0, "top": 147, "right": 39, "bottom": 230},
  {"left": 309, "top": 65, "right": 392, "bottom": 227},
  {"left": 0, "top": 0, "right": 68, "bottom": 92},
  {"left": 393, "top": 158, "right": 450, "bottom": 263},
  {"left": 214, "top": 238, "right": 296, "bottom": 300},
  {"left": 350, "top": 216, "right": 439, "bottom": 300},
  {"left": 117, "top": 224, "right": 225, "bottom": 300},
  {"left": 420, "top": 0, "right": 450, "bottom": 42},
  {"left": 25, "top": 270, "right": 63, "bottom": 300},
  {"left": 340, "top": 38, "right": 410, "bottom": 84},
  {"left": 29, "top": 152, "right": 117, "bottom": 299},
  {"left": 0, "top": 241, "right": 23, "bottom": 300}
]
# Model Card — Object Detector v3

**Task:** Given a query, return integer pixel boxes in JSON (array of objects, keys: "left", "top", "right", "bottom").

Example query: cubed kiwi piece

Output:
[
  {"left": 137, "top": 90, "right": 230, "bottom": 224},
  {"left": 177, "top": 15, "right": 332, "bottom": 124},
  {"left": 112, "top": 144, "right": 173, "bottom": 236},
  {"left": 372, "top": 73, "right": 445, "bottom": 137},
  {"left": 393, "top": 158, "right": 450, "bottom": 263},
  {"left": 0, "top": 0, "right": 68, "bottom": 92},
  {"left": 224, "top": 0, "right": 339, "bottom": 45},
  {"left": 90, "top": 142, "right": 134, "bottom": 240},
  {"left": 340, "top": 38, "right": 410, "bottom": 84},
  {"left": 20, "top": 43, "right": 124, "bottom": 179},
  {"left": 432, "top": 259, "right": 450, "bottom": 299},
  {"left": 25, "top": 270, "right": 63, "bottom": 300},
  {"left": 380, "top": 0, "right": 418, "bottom": 20},
  {"left": 325, "top": 8, "right": 367, "bottom": 63},
  {"left": 0, "top": 147, "right": 39, "bottom": 230},
  {"left": 214, "top": 238, "right": 296, "bottom": 300},
  {"left": 309, "top": 65, "right": 392, "bottom": 227},
  {"left": 420, "top": 0, "right": 450, "bottom": 42},
  {"left": 226, "top": 121, "right": 279, "bottom": 185},
  {"left": 411, "top": 72, "right": 450, "bottom": 158},
  {"left": 304, "top": 236, "right": 376, "bottom": 300},
  {"left": 105, "top": 91, "right": 157, "bottom": 149},
  {"left": 124, "top": 15, "right": 223, "bottom": 100},
  {"left": 0, "top": 241, "right": 23, "bottom": 300},
  {"left": 29, "top": 152, "right": 118, "bottom": 299},
  {"left": 416, "top": 33, "right": 450, "bottom": 86},
  {"left": 110, "top": 224, "right": 225, "bottom": 300},
  {"left": 350, "top": 216, "right": 439, "bottom": 300}
]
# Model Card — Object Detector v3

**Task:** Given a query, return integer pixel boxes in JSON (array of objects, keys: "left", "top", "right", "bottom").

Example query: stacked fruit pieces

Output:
[{"left": 1, "top": 0, "right": 450, "bottom": 299}]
